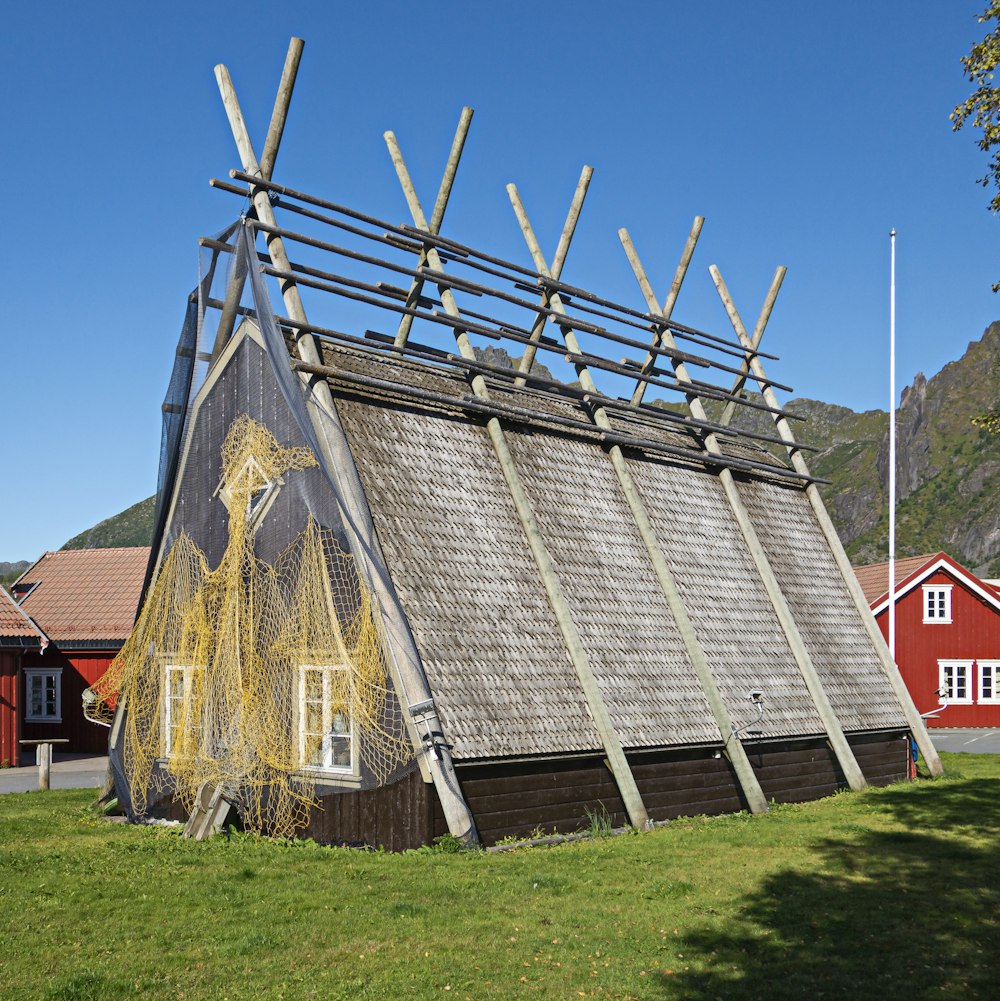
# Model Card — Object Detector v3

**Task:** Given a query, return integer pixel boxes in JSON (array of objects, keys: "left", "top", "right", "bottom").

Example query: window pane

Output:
[
  {"left": 29, "top": 677, "right": 43, "bottom": 716},
  {"left": 303, "top": 701, "right": 324, "bottom": 734},
  {"left": 302, "top": 670, "right": 324, "bottom": 701},
  {"left": 331, "top": 735, "right": 351, "bottom": 768}
]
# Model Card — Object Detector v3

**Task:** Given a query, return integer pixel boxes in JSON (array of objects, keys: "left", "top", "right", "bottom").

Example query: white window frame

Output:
[
  {"left": 978, "top": 661, "right": 1000, "bottom": 704},
  {"left": 214, "top": 454, "right": 283, "bottom": 534},
  {"left": 939, "top": 660, "right": 973, "bottom": 704},
  {"left": 298, "top": 664, "right": 355, "bottom": 775},
  {"left": 24, "top": 668, "right": 62, "bottom": 723},
  {"left": 164, "top": 664, "right": 200, "bottom": 758},
  {"left": 923, "top": 585, "right": 953, "bottom": 624}
]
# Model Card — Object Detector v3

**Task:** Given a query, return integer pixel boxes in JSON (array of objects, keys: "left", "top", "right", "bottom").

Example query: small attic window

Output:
[
  {"left": 923, "top": 585, "right": 952, "bottom": 624},
  {"left": 11, "top": 580, "right": 39, "bottom": 603},
  {"left": 214, "top": 454, "right": 283, "bottom": 532}
]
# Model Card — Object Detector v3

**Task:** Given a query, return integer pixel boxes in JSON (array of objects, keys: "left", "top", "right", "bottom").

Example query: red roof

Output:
[
  {"left": 0, "top": 586, "right": 43, "bottom": 646},
  {"left": 15, "top": 547, "right": 150, "bottom": 645},
  {"left": 853, "top": 553, "right": 942, "bottom": 605}
]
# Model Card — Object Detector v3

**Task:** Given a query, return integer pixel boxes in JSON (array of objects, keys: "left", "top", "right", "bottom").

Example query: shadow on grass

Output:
[{"left": 663, "top": 778, "right": 1000, "bottom": 1000}]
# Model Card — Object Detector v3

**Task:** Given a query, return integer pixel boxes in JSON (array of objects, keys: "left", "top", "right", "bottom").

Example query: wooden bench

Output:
[{"left": 19, "top": 739, "right": 69, "bottom": 789}]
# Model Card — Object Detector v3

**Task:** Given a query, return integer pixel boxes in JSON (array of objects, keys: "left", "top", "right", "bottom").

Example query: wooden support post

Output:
[
  {"left": 385, "top": 133, "right": 650, "bottom": 831},
  {"left": 506, "top": 187, "right": 768, "bottom": 814},
  {"left": 718, "top": 267, "right": 786, "bottom": 428},
  {"left": 511, "top": 166, "right": 592, "bottom": 386},
  {"left": 210, "top": 39, "right": 303, "bottom": 364},
  {"left": 38, "top": 742, "right": 51, "bottom": 790},
  {"left": 629, "top": 216, "right": 703, "bottom": 407},
  {"left": 215, "top": 47, "right": 480, "bottom": 844},
  {"left": 391, "top": 108, "right": 473, "bottom": 348},
  {"left": 709, "top": 265, "right": 944, "bottom": 778},
  {"left": 620, "top": 232, "right": 868, "bottom": 792}
]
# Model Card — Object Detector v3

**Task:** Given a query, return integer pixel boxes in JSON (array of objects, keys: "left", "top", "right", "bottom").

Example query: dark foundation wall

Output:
[
  {"left": 438, "top": 733, "right": 909, "bottom": 847},
  {"left": 189, "top": 732, "right": 908, "bottom": 851}
]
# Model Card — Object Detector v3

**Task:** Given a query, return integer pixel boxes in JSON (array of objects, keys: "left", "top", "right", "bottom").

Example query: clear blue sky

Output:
[{"left": 1, "top": 1, "right": 996, "bottom": 562}]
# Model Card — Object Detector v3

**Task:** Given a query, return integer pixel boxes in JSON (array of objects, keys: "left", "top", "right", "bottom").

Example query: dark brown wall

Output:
[
  {"left": 149, "top": 733, "right": 910, "bottom": 850},
  {"left": 436, "top": 733, "right": 909, "bottom": 847},
  {"left": 304, "top": 767, "right": 432, "bottom": 851}
]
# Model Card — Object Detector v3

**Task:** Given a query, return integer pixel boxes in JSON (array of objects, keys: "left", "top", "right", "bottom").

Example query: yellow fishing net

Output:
[{"left": 86, "top": 415, "right": 413, "bottom": 837}]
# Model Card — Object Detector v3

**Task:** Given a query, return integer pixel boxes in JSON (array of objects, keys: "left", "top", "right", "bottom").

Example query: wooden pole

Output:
[
  {"left": 384, "top": 131, "right": 650, "bottom": 831},
  {"left": 392, "top": 108, "right": 473, "bottom": 348},
  {"left": 619, "top": 234, "right": 868, "bottom": 792},
  {"left": 709, "top": 264, "right": 944, "bottom": 778},
  {"left": 511, "top": 167, "right": 592, "bottom": 385},
  {"left": 630, "top": 216, "right": 703, "bottom": 406},
  {"left": 38, "top": 742, "right": 51, "bottom": 790},
  {"left": 210, "top": 40, "right": 303, "bottom": 364},
  {"left": 506, "top": 189, "right": 768, "bottom": 814},
  {"left": 718, "top": 267, "right": 786, "bottom": 428},
  {"left": 214, "top": 50, "right": 480, "bottom": 843}
]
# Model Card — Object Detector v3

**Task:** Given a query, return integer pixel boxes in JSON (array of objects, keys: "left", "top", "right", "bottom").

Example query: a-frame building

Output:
[{"left": 97, "top": 39, "right": 940, "bottom": 848}]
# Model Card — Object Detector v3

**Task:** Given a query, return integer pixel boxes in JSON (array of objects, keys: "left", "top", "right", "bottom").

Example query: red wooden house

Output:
[
  {"left": 855, "top": 552, "right": 1000, "bottom": 727},
  {"left": 0, "top": 587, "right": 46, "bottom": 766},
  {"left": 10, "top": 548, "right": 149, "bottom": 759}
]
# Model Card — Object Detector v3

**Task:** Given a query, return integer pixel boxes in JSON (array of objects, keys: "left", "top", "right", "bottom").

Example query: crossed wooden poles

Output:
[{"left": 207, "top": 38, "right": 943, "bottom": 841}]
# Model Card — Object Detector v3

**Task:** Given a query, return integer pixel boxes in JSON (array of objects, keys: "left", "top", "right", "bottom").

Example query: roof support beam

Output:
[
  {"left": 506, "top": 185, "right": 768, "bottom": 815},
  {"left": 391, "top": 108, "right": 473, "bottom": 349},
  {"left": 214, "top": 45, "right": 480, "bottom": 845},
  {"left": 512, "top": 166, "right": 592, "bottom": 386},
  {"left": 629, "top": 216, "right": 704, "bottom": 407},
  {"left": 708, "top": 266, "right": 944, "bottom": 778},
  {"left": 717, "top": 267, "right": 786, "bottom": 428},
  {"left": 620, "top": 233, "right": 868, "bottom": 793},
  {"left": 385, "top": 131, "right": 650, "bottom": 832},
  {"left": 211, "top": 38, "right": 304, "bottom": 364}
]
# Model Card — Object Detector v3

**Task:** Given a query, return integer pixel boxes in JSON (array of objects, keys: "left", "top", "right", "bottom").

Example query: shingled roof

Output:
[{"left": 15, "top": 547, "right": 150, "bottom": 645}]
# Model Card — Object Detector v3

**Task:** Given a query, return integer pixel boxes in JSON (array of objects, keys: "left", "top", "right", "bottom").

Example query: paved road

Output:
[
  {"left": 0, "top": 753, "right": 108, "bottom": 795},
  {"left": 929, "top": 727, "right": 1000, "bottom": 755}
]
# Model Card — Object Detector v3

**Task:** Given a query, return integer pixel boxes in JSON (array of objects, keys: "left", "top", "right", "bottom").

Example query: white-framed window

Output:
[
  {"left": 25, "top": 669, "right": 62, "bottom": 723},
  {"left": 298, "top": 665, "right": 354, "bottom": 774},
  {"left": 979, "top": 661, "right": 1000, "bottom": 704},
  {"left": 923, "top": 585, "right": 953, "bottom": 623},
  {"left": 215, "top": 454, "right": 282, "bottom": 533},
  {"left": 939, "top": 661, "right": 973, "bottom": 704},
  {"left": 164, "top": 664, "right": 200, "bottom": 757}
]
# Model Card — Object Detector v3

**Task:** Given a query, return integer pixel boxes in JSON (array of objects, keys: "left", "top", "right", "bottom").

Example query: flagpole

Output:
[{"left": 888, "top": 228, "right": 897, "bottom": 662}]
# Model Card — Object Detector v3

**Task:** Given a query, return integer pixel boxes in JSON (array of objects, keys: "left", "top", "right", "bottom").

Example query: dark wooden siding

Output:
[
  {"left": 304, "top": 768, "right": 432, "bottom": 851},
  {"left": 20, "top": 649, "right": 116, "bottom": 754},
  {"left": 0, "top": 652, "right": 20, "bottom": 766},
  {"left": 149, "top": 734, "right": 909, "bottom": 850},
  {"left": 438, "top": 734, "right": 909, "bottom": 847}
]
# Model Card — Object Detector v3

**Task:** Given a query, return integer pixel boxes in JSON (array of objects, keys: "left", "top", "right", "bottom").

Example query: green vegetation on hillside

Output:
[
  {"left": 0, "top": 753, "right": 994, "bottom": 1000},
  {"left": 61, "top": 495, "right": 156, "bottom": 552}
]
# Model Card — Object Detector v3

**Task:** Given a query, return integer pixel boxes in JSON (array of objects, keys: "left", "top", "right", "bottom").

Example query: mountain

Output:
[
  {"left": 61, "top": 495, "right": 156, "bottom": 551},
  {"left": 0, "top": 561, "right": 30, "bottom": 588},
  {"left": 726, "top": 321, "right": 1000, "bottom": 576}
]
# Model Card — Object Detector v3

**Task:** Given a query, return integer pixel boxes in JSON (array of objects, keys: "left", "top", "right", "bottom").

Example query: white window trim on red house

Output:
[
  {"left": 871, "top": 556, "right": 1000, "bottom": 619},
  {"left": 978, "top": 661, "right": 1000, "bottom": 704},
  {"left": 939, "top": 660, "right": 973, "bottom": 704},
  {"left": 922, "top": 584, "right": 953, "bottom": 623}
]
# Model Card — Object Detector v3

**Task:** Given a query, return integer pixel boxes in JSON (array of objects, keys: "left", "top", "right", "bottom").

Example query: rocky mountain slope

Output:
[{"left": 729, "top": 321, "right": 1000, "bottom": 575}]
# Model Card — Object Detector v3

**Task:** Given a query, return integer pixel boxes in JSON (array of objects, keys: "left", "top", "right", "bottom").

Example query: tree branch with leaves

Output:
[{"left": 952, "top": 1, "right": 1000, "bottom": 292}]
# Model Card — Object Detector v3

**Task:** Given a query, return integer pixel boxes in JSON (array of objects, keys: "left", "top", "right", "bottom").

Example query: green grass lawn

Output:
[{"left": 1, "top": 752, "right": 998, "bottom": 1000}]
